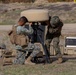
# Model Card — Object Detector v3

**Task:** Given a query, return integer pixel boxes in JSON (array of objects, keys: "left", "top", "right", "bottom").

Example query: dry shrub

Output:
[{"left": 48, "top": 0, "right": 73, "bottom": 2}]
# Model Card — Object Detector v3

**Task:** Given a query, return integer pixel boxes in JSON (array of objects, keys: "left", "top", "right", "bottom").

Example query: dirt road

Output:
[
  {"left": 0, "top": 24, "right": 76, "bottom": 35},
  {"left": 0, "top": 25, "right": 12, "bottom": 31}
]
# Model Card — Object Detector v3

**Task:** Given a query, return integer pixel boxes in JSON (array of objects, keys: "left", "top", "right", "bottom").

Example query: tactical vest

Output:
[{"left": 8, "top": 25, "right": 29, "bottom": 46}]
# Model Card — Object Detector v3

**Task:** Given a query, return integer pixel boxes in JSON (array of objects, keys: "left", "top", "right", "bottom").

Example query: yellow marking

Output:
[{"left": 74, "top": 0, "right": 76, "bottom": 3}]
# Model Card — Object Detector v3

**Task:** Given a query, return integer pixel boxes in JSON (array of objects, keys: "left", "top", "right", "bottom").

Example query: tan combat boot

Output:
[
  {"left": 57, "top": 57, "right": 63, "bottom": 64},
  {"left": 25, "top": 56, "right": 35, "bottom": 65}
]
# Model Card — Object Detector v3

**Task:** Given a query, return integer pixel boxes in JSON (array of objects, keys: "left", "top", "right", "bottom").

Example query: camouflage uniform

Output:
[
  {"left": 45, "top": 16, "right": 63, "bottom": 58},
  {"left": 13, "top": 25, "right": 40, "bottom": 64}
]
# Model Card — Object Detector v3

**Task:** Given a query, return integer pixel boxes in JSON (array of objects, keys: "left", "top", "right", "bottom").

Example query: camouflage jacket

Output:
[{"left": 46, "top": 21, "right": 63, "bottom": 39}]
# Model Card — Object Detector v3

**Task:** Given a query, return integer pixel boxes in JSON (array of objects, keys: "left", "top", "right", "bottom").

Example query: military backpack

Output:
[{"left": 8, "top": 25, "right": 29, "bottom": 46}]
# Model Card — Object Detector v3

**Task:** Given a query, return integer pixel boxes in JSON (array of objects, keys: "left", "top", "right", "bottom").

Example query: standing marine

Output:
[{"left": 45, "top": 16, "right": 63, "bottom": 63}]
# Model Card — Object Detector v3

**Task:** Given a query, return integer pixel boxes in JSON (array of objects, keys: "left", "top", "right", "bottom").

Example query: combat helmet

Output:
[{"left": 50, "top": 16, "right": 60, "bottom": 28}]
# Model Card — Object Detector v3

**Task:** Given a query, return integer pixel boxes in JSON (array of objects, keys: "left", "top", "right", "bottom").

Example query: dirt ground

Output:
[
  {"left": 0, "top": 2, "right": 76, "bottom": 75},
  {"left": 0, "top": 55, "right": 76, "bottom": 75},
  {"left": 0, "top": 24, "right": 76, "bottom": 75}
]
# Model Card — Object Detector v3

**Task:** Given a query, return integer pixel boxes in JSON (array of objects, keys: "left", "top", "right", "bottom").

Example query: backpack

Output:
[{"left": 8, "top": 25, "right": 29, "bottom": 46}]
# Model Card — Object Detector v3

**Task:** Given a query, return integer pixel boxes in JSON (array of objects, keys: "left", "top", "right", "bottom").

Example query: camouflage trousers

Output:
[
  {"left": 13, "top": 43, "right": 40, "bottom": 64},
  {"left": 45, "top": 37, "right": 62, "bottom": 58}
]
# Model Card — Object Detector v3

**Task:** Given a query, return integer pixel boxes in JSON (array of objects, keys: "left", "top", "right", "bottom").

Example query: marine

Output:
[
  {"left": 45, "top": 16, "right": 63, "bottom": 63},
  {"left": 9, "top": 16, "right": 41, "bottom": 65}
]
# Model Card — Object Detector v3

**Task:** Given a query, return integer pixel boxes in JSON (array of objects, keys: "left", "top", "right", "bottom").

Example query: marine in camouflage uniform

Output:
[
  {"left": 13, "top": 16, "right": 40, "bottom": 65},
  {"left": 45, "top": 16, "right": 63, "bottom": 63}
]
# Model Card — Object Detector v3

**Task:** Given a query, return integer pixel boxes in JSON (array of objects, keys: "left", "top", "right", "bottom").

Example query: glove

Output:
[{"left": 16, "top": 45, "right": 22, "bottom": 50}]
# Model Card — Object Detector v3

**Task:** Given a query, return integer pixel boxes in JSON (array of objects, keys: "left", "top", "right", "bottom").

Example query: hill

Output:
[{"left": 0, "top": 2, "right": 76, "bottom": 25}]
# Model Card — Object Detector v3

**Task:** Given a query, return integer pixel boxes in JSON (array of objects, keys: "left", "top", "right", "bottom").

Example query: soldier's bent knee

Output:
[{"left": 53, "top": 41, "right": 59, "bottom": 47}]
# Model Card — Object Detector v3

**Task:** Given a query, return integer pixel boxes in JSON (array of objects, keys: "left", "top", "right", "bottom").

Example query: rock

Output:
[{"left": 34, "top": 0, "right": 49, "bottom": 5}]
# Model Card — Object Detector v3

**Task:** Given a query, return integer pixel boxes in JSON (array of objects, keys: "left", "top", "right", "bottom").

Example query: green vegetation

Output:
[{"left": 0, "top": 60, "right": 76, "bottom": 75}]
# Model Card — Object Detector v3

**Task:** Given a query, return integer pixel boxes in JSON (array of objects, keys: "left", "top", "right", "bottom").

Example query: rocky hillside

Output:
[{"left": 0, "top": 2, "right": 76, "bottom": 25}]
